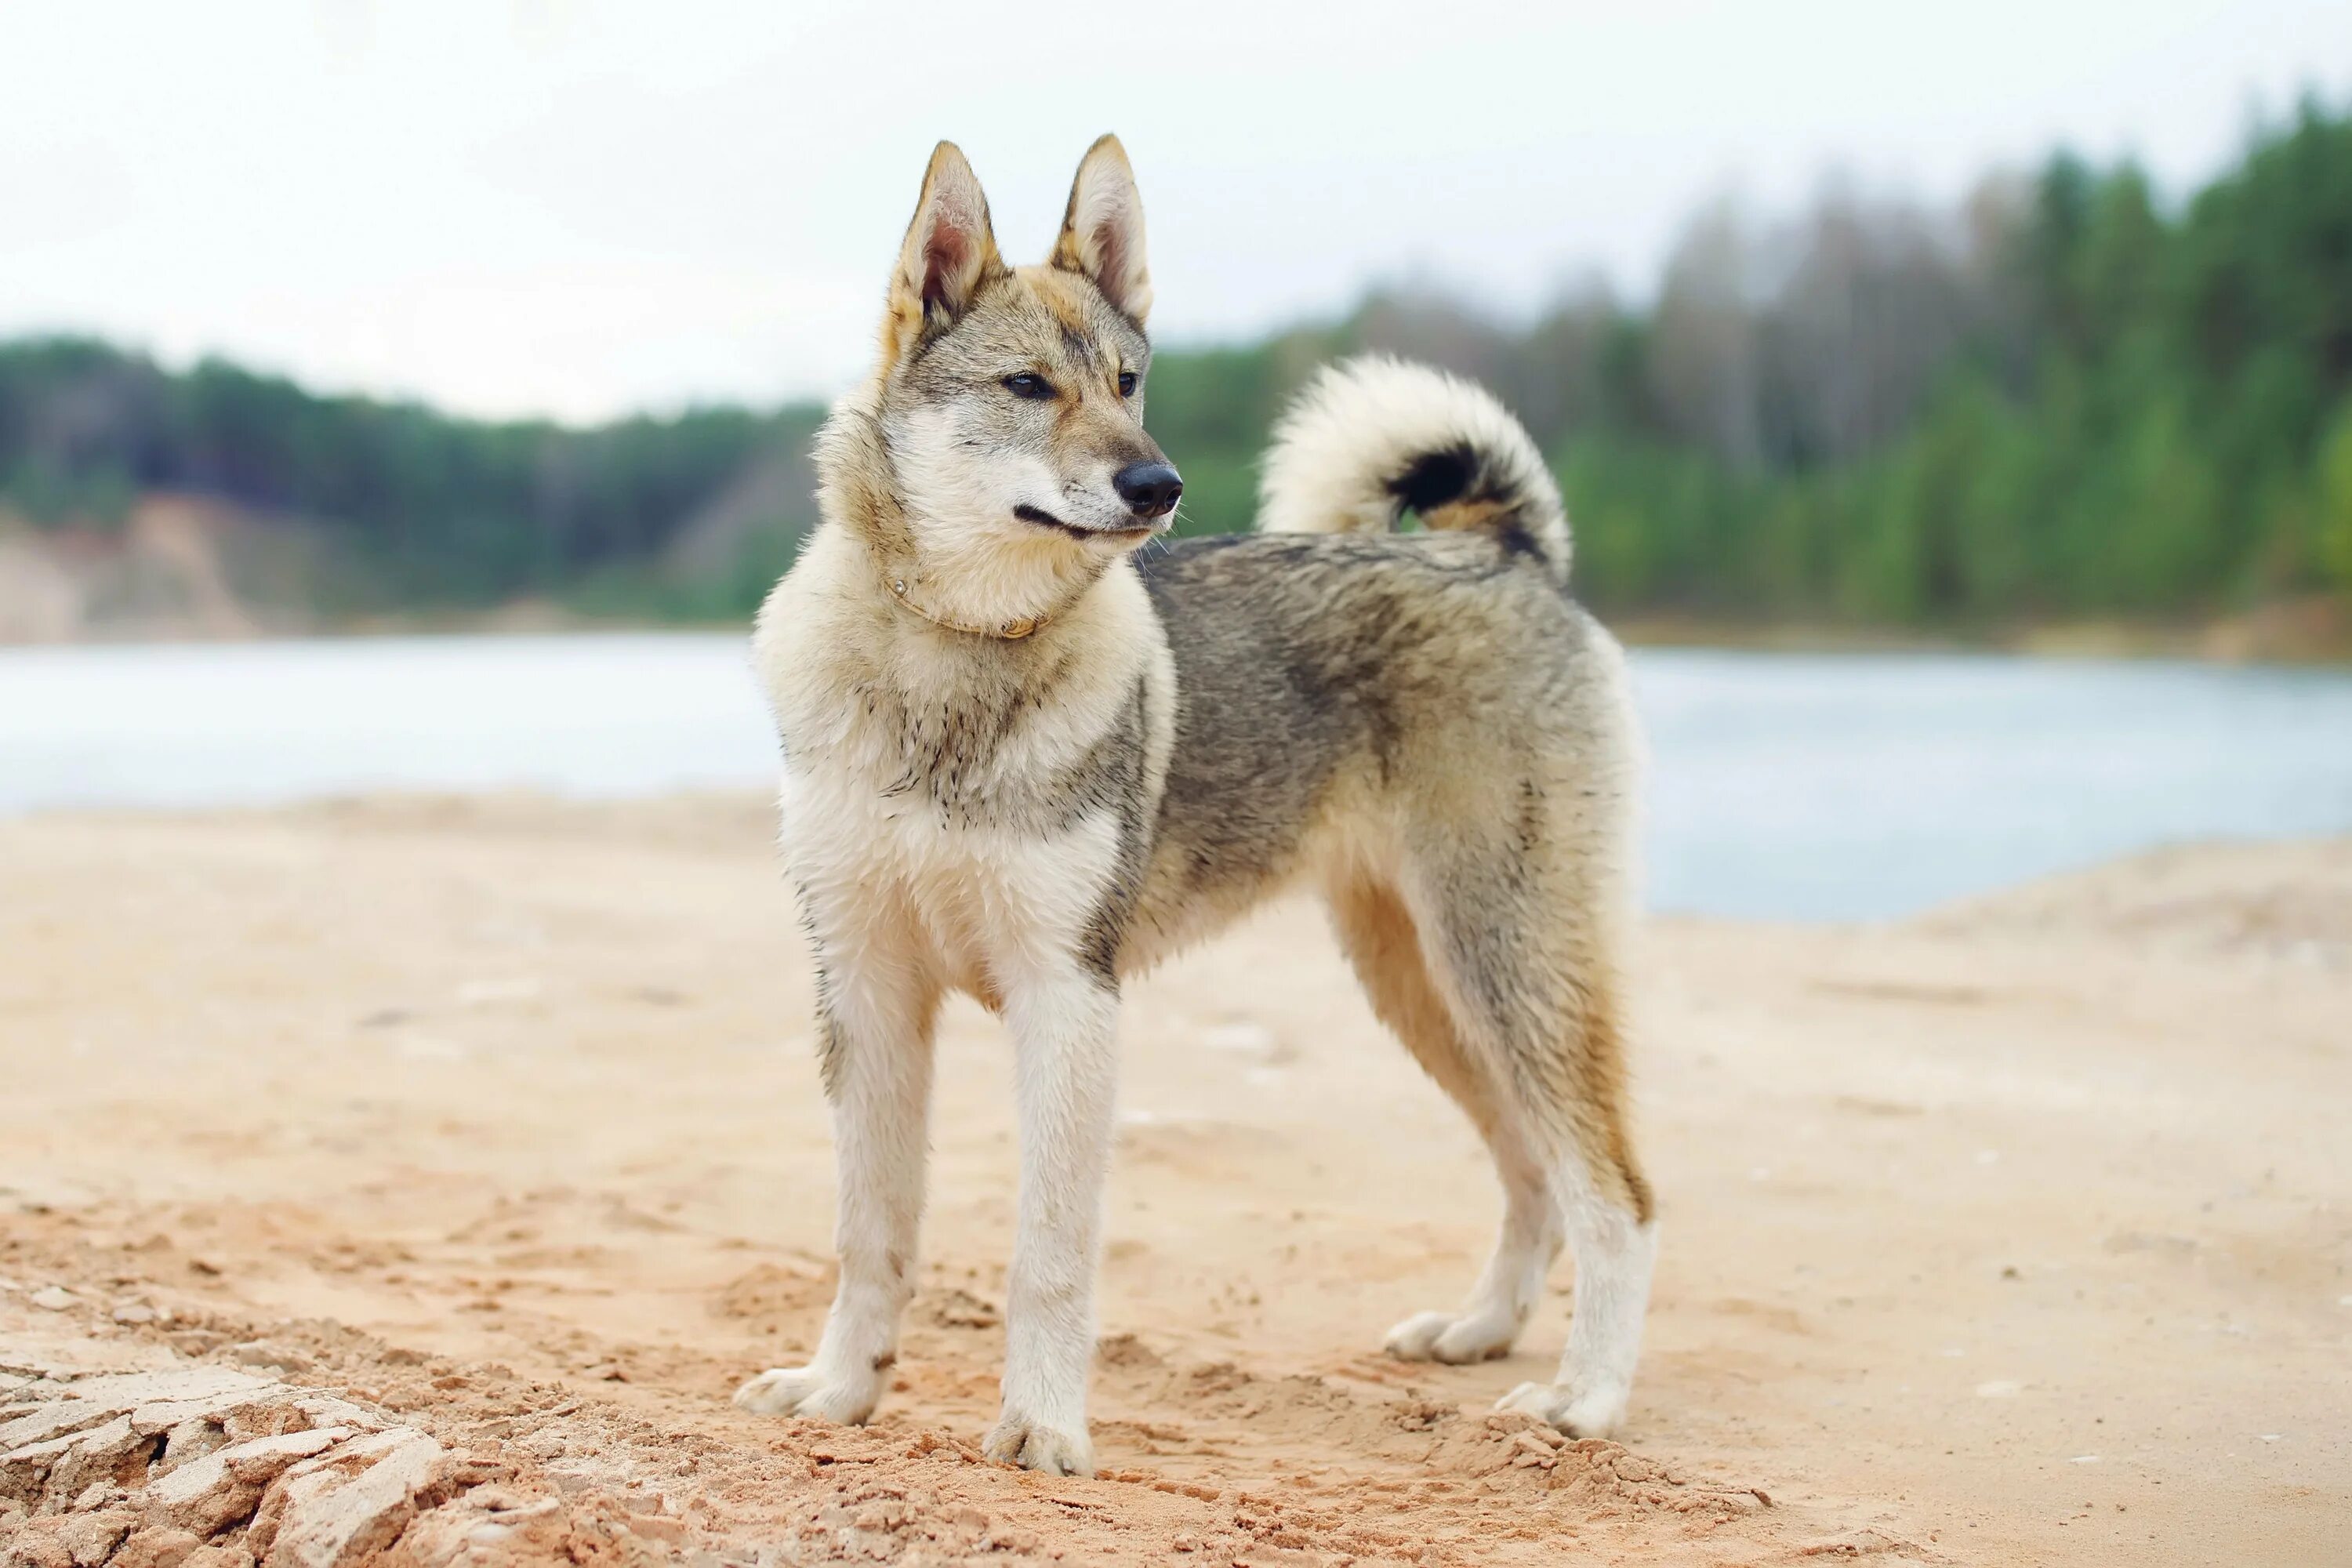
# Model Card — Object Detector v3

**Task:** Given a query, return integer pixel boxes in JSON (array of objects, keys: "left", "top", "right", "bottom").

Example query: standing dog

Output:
[{"left": 737, "top": 136, "right": 1656, "bottom": 1476}]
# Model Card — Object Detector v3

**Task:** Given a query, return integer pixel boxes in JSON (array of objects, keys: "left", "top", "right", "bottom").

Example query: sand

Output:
[{"left": 2, "top": 796, "right": 2345, "bottom": 1566}]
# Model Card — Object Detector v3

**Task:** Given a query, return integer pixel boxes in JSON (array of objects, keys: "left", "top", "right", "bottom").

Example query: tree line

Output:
[{"left": 4, "top": 96, "right": 2348, "bottom": 630}]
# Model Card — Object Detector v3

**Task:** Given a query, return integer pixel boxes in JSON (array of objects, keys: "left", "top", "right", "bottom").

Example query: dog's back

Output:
[{"left": 1127, "top": 358, "right": 1639, "bottom": 991}]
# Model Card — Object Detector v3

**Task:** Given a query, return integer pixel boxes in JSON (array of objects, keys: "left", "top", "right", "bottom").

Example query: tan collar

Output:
[{"left": 883, "top": 572, "right": 1045, "bottom": 640}]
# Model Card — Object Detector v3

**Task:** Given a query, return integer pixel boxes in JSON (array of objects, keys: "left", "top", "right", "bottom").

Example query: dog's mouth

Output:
[{"left": 1014, "top": 503, "right": 1161, "bottom": 542}]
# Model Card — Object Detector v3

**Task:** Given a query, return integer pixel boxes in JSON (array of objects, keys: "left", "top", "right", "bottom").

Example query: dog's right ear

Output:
[
  {"left": 1051, "top": 135, "right": 1151, "bottom": 324},
  {"left": 882, "top": 142, "right": 1005, "bottom": 370}
]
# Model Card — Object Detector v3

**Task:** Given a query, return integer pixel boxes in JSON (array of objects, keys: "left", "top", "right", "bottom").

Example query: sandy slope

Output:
[{"left": 2, "top": 797, "right": 2345, "bottom": 1565}]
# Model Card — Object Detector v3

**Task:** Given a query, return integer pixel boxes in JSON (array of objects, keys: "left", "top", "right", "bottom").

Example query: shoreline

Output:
[{"left": 5, "top": 608, "right": 2350, "bottom": 666}]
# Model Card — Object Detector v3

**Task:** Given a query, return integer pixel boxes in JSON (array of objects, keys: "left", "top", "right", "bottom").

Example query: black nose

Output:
[{"left": 1112, "top": 460, "right": 1183, "bottom": 520}]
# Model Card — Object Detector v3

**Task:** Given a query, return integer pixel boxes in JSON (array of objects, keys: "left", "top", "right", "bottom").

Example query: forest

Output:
[{"left": 3, "top": 98, "right": 2348, "bottom": 633}]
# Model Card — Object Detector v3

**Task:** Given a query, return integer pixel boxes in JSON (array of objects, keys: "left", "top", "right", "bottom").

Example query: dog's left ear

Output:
[
  {"left": 1051, "top": 134, "right": 1152, "bottom": 325},
  {"left": 882, "top": 141, "right": 1007, "bottom": 370}
]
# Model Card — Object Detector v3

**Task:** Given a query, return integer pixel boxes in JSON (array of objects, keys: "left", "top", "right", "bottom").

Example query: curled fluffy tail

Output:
[{"left": 1258, "top": 355, "right": 1570, "bottom": 579}]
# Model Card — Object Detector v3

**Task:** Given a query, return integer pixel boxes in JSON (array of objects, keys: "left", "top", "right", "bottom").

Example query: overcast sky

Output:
[{"left": 4, "top": 1, "right": 2344, "bottom": 423}]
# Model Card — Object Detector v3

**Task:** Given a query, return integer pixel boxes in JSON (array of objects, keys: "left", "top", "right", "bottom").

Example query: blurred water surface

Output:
[{"left": 4, "top": 633, "right": 2350, "bottom": 920}]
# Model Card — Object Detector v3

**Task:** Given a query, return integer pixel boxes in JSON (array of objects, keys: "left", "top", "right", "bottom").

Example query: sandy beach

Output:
[{"left": 2, "top": 795, "right": 2346, "bottom": 1566}]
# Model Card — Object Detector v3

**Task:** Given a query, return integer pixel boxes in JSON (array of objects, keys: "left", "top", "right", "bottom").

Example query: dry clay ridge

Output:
[{"left": 0, "top": 1298, "right": 1770, "bottom": 1568}]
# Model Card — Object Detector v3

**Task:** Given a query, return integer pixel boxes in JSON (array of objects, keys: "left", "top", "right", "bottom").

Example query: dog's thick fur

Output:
[{"left": 737, "top": 137, "right": 1657, "bottom": 1476}]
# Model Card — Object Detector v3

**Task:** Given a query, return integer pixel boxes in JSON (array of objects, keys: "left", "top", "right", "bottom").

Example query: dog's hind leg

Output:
[
  {"left": 1490, "top": 982, "right": 1657, "bottom": 1441},
  {"left": 735, "top": 906, "right": 941, "bottom": 1426},
  {"left": 1327, "top": 876, "right": 1563, "bottom": 1367},
  {"left": 1358, "top": 835, "right": 1657, "bottom": 1439}
]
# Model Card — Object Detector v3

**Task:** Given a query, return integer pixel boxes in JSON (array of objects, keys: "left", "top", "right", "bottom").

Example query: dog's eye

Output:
[
  {"left": 1002, "top": 373, "right": 1054, "bottom": 400},
  {"left": 1117, "top": 371, "right": 1138, "bottom": 397}
]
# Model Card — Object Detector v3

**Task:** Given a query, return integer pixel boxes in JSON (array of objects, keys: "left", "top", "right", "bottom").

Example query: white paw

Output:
[
  {"left": 1383, "top": 1308, "right": 1518, "bottom": 1364},
  {"left": 982, "top": 1412, "right": 1094, "bottom": 1476},
  {"left": 1496, "top": 1378, "right": 1628, "bottom": 1439},
  {"left": 731, "top": 1364, "right": 880, "bottom": 1425}
]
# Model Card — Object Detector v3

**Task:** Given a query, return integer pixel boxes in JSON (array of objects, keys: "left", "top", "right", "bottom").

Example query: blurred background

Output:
[{"left": 5, "top": 0, "right": 2351, "bottom": 915}]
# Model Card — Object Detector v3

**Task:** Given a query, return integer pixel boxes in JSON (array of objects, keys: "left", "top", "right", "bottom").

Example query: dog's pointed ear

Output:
[
  {"left": 884, "top": 142, "right": 1005, "bottom": 362},
  {"left": 1051, "top": 134, "right": 1152, "bottom": 325}
]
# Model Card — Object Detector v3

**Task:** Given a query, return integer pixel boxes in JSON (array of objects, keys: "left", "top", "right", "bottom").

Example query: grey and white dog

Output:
[{"left": 736, "top": 136, "right": 1656, "bottom": 1477}]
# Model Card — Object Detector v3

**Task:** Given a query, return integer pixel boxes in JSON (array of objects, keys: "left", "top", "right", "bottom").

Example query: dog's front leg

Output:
[
  {"left": 985, "top": 967, "right": 1120, "bottom": 1476},
  {"left": 735, "top": 924, "right": 939, "bottom": 1426}
]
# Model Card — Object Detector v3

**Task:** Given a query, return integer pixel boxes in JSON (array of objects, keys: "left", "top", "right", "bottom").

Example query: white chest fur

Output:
[
  {"left": 752, "top": 532, "right": 1169, "bottom": 995},
  {"left": 779, "top": 758, "right": 1123, "bottom": 994}
]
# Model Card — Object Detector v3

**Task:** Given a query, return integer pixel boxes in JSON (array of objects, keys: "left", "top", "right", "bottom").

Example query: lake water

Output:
[{"left": 4, "top": 633, "right": 2350, "bottom": 920}]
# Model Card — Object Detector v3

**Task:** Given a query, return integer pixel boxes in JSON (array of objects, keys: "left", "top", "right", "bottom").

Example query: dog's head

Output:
[{"left": 868, "top": 137, "right": 1179, "bottom": 581}]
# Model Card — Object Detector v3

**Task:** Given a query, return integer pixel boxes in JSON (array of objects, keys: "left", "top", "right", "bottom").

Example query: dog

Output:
[{"left": 735, "top": 136, "right": 1656, "bottom": 1476}]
